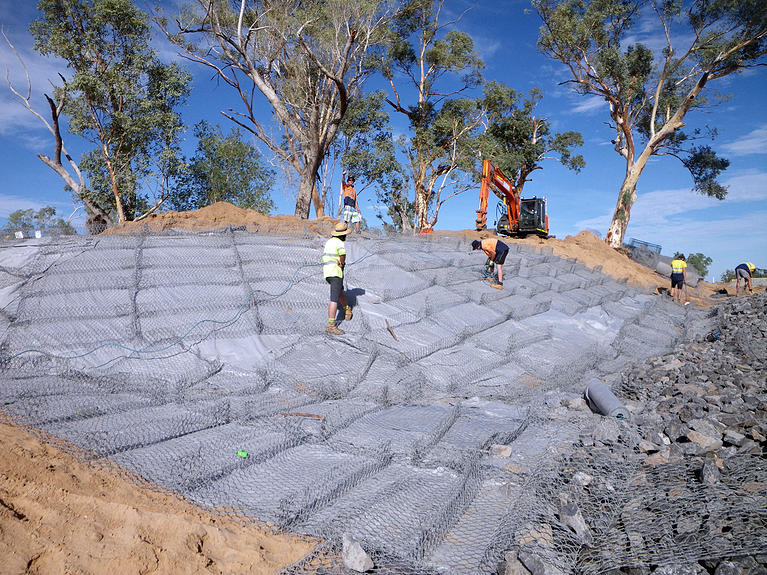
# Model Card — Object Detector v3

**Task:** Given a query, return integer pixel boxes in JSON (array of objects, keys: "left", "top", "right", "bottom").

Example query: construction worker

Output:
[
  {"left": 472, "top": 238, "right": 509, "bottom": 290},
  {"left": 339, "top": 171, "right": 361, "bottom": 233},
  {"left": 323, "top": 222, "right": 353, "bottom": 335},
  {"left": 735, "top": 262, "right": 756, "bottom": 295},
  {"left": 670, "top": 253, "right": 687, "bottom": 304}
]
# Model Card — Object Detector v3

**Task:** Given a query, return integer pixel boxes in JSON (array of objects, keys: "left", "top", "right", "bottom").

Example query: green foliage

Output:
[
  {"left": 534, "top": 0, "right": 767, "bottom": 243},
  {"left": 164, "top": 0, "right": 393, "bottom": 218},
  {"left": 171, "top": 122, "right": 275, "bottom": 214},
  {"left": 30, "top": 0, "right": 191, "bottom": 221},
  {"left": 720, "top": 269, "right": 735, "bottom": 282},
  {"left": 686, "top": 252, "right": 713, "bottom": 277},
  {"left": 375, "top": 0, "right": 485, "bottom": 228},
  {"left": 2, "top": 207, "right": 76, "bottom": 237},
  {"left": 682, "top": 145, "right": 730, "bottom": 199},
  {"left": 478, "top": 82, "right": 584, "bottom": 191}
]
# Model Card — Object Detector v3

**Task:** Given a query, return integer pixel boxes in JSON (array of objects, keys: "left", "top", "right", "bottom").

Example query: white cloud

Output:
[
  {"left": 721, "top": 125, "right": 767, "bottom": 156},
  {"left": 574, "top": 170, "right": 767, "bottom": 279},
  {"left": 0, "top": 193, "right": 50, "bottom": 218},
  {"left": 0, "top": 27, "right": 67, "bottom": 137},
  {"left": 568, "top": 95, "right": 606, "bottom": 115}
]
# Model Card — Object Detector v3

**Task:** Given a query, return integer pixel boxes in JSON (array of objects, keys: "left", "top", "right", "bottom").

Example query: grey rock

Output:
[
  {"left": 518, "top": 548, "right": 566, "bottom": 575},
  {"left": 652, "top": 563, "right": 705, "bottom": 575},
  {"left": 689, "top": 418, "right": 723, "bottom": 438},
  {"left": 497, "top": 549, "right": 532, "bottom": 575},
  {"left": 723, "top": 429, "right": 746, "bottom": 447},
  {"left": 342, "top": 534, "right": 374, "bottom": 572},
  {"left": 701, "top": 458, "right": 721, "bottom": 484},
  {"left": 558, "top": 500, "right": 593, "bottom": 546},
  {"left": 714, "top": 561, "right": 745, "bottom": 575},
  {"left": 664, "top": 420, "right": 690, "bottom": 441}
]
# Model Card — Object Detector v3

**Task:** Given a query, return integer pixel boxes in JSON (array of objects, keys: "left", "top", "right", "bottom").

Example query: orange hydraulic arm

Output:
[{"left": 475, "top": 159, "right": 518, "bottom": 231}]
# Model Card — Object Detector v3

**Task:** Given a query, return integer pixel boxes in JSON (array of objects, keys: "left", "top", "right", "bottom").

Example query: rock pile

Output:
[
  {"left": 622, "top": 293, "right": 766, "bottom": 460},
  {"left": 611, "top": 292, "right": 767, "bottom": 574},
  {"left": 500, "top": 294, "right": 767, "bottom": 575}
]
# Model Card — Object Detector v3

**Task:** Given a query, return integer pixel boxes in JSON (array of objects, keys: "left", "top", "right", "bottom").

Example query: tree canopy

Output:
[
  {"left": 374, "top": 0, "right": 485, "bottom": 230},
  {"left": 2, "top": 206, "right": 76, "bottom": 237},
  {"left": 478, "top": 83, "right": 584, "bottom": 195},
  {"left": 171, "top": 122, "right": 276, "bottom": 214},
  {"left": 162, "top": 0, "right": 396, "bottom": 219},
  {"left": 535, "top": 0, "right": 767, "bottom": 246},
  {"left": 29, "top": 0, "right": 191, "bottom": 223}
]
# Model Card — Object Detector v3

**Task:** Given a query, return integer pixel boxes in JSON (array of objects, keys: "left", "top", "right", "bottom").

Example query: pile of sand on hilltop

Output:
[{"left": 105, "top": 202, "right": 339, "bottom": 236}]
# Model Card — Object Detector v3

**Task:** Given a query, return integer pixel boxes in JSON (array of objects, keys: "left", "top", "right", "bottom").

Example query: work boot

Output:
[
  {"left": 490, "top": 281, "right": 503, "bottom": 290},
  {"left": 345, "top": 306, "right": 353, "bottom": 320},
  {"left": 326, "top": 323, "right": 344, "bottom": 335}
]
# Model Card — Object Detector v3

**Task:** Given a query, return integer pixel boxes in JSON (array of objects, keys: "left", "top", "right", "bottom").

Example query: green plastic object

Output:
[{"left": 236, "top": 449, "right": 248, "bottom": 458}]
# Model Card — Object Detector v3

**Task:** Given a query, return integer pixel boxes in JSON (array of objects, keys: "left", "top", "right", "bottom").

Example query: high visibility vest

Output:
[
  {"left": 322, "top": 237, "right": 345, "bottom": 278},
  {"left": 342, "top": 184, "right": 357, "bottom": 207},
  {"left": 671, "top": 259, "right": 687, "bottom": 273}
]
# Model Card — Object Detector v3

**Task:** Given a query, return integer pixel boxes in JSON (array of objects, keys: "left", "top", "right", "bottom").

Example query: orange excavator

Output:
[{"left": 475, "top": 159, "right": 549, "bottom": 238}]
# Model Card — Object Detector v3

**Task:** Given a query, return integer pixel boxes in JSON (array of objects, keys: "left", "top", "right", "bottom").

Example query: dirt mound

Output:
[
  {"left": 106, "top": 202, "right": 338, "bottom": 236},
  {"left": 0, "top": 419, "right": 314, "bottom": 574}
]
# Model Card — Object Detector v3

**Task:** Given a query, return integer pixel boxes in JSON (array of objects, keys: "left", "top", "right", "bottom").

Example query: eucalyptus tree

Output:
[
  {"left": 535, "top": 0, "right": 766, "bottom": 247},
  {"left": 162, "top": 0, "right": 397, "bottom": 219},
  {"left": 479, "top": 82, "right": 585, "bottom": 195},
  {"left": 30, "top": 0, "right": 191, "bottom": 223},
  {"left": 171, "top": 121, "right": 276, "bottom": 213},
  {"left": 375, "top": 0, "right": 485, "bottom": 230}
]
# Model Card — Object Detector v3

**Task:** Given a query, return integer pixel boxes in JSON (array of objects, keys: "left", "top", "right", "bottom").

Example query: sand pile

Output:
[{"left": 106, "top": 202, "right": 339, "bottom": 236}]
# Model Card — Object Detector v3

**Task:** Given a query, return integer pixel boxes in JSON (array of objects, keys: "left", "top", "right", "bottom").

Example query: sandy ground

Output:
[
  {"left": 0, "top": 419, "right": 314, "bottom": 575},
  {"left": 2, "top": 202, "right": 760, "bottom": 574}
]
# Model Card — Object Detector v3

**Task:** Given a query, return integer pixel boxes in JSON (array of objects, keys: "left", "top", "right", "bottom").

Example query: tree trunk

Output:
[
  {"left": 295, "top": 175, "right": 314, "bottom": 219},
  {"left": 414, "top": 188, "right": 429, "bottom": 230},
  {"left": 605, "top": 164, "right": 644, "bottom": 248},
  {"left": 311, "top": 185, "right": 325, "bottom": 218}
]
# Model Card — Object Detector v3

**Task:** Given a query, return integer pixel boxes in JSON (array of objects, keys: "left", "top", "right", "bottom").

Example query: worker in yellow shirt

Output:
[
  {"left": 670, "top": 254, "right": 687, "bottom": 304},
  {"left": 322, "top": 222, "right": 353, "bottom": 335},
  {"left": 735, "top": 262, "right": 756, "bottom": 295}
]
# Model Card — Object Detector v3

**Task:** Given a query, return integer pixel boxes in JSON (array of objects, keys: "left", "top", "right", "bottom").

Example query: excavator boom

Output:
[{"left": 475, "top": 159, "right": 548, "bottom": 238}]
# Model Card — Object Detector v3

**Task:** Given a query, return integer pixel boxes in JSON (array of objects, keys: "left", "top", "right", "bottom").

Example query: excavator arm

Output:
[{"left": 476, "top": 159, "right": 517, "bottom": 231}]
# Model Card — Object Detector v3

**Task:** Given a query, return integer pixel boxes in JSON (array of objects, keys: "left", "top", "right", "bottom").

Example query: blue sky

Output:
[{"left": 1, "top": 0, "right": 765, "bottom": 281}]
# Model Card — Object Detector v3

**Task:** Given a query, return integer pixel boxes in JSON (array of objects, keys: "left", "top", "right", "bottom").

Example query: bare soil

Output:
[{"left": 2, "top": 202, "right": 760, "bottom": 574}]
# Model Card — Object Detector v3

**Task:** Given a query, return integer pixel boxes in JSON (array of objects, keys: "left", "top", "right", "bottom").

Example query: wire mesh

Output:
[{"left": 1, "top": 230, "right": 759, "bottom": 574}]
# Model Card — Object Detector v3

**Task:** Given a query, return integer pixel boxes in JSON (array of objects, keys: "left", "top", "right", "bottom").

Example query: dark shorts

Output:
[
  {"left": 493, "top": 244, "right": 509, "bottom": 265},
  {"left": 671, "top": 273, "right": 684, "bottom": 288},
  {"left": 326, "top": 276, "right": 344, "bottom": 303}
]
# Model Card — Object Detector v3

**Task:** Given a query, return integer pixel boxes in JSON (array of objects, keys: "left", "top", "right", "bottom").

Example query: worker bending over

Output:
[
  {"left": 472, "top": 238, "right": 509, "bottom": 290},
  {"left": 735, "top": 262, "right": 756, "bottom": 295},
  {"left": 323, "top": 223, "right": 353, "bottom": 335},
  {"left": 670, "top": 254, "right": 687, "bottom": 304},
  {"left": 339, "top": 171, "right": 361, "bottom": 233}
]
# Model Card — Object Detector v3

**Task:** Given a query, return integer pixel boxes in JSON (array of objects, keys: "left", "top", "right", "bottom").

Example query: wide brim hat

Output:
[{"left": 332, "top": 222, "right": 349, "bottom": 237}]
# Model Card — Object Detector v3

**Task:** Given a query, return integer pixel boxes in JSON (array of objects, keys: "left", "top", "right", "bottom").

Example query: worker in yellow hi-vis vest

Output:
[
  {"left": 322, "top": 222, "right": 353, "bottom": 335},
  {"left": 670, "top": 254, "right": 687, "bottom": 304},
  {"left": 735, "top": 262, "right": 756, "bottom": 295}
]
